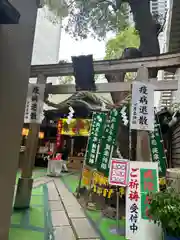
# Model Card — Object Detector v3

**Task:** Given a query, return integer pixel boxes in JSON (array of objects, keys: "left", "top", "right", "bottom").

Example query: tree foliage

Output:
[
  {"left": 105, "top": 27, "right": 140, "bottom": 81},
  {"left": 65, "top": 0, "right": 129, "bottom": 39},
  {"left": 105, "top": 27, "right": 140, "bottom": 59},
  {"left": 45, "top": 0, "right": 129, "bottom": 39},
  {"left": 44, "top": 0, "right": 68, "bottom": 20}
]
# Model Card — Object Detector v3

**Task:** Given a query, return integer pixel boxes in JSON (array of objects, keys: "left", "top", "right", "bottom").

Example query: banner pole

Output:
[{"left": 116, "top": 186, "right": 120, "bottom": 234}]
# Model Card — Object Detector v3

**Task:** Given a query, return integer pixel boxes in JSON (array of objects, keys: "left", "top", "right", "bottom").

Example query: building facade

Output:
[
  {"left": 31, "top": 6, "right": 62, "bottom": 84},
  {"left": 150, "top": 0, "right": 168, "bottom": 53},
  {"left": 158, "top": 0, "right": 176, "bottom": 109},
  {"left": 30, "top": 7, "right": 62, "bottom": 110}
]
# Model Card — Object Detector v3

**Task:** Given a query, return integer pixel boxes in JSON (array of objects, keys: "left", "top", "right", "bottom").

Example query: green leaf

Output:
[
  {"left": 105, "top": 27, "right": 140, "bottom": 59},
  {"left": 149, "top": 187, "right": 180, "bottom": 237}
]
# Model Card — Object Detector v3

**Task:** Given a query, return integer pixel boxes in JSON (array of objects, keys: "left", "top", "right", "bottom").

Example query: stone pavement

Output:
[
  {"left": 12, "top": 172, "right": 100, "bottom": 239},
  {"left": 11, "top": 183, "right": 50, "bottom": 240},
  {"left": 47, "top": 178, "right": 100, "bottom": 240}
]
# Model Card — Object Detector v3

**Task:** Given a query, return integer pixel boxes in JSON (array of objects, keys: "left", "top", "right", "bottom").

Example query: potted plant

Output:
[{"left": 148, "top": 187, "right": 180, "bottom": 240}]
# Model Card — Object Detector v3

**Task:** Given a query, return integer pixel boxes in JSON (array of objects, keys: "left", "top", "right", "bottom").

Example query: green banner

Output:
[
  {"left": 149, "top": 114, "right": 167, "bottom": 177},
  {"left": 97, "top": 108, "right": 121, "bottom": 176},
  {"left": 140, "top": 168, "right": 158, "bottom": 220},
  {"left": 85, "top": 112, "right": 107, "bottom": 167}
]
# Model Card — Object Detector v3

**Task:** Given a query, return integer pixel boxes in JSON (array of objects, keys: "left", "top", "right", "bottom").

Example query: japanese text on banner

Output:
[
  {"left": 130, "top": 82, "right": 154, "bottom": 131},
  {"left": 126, "top": 162, "right": 160, "bottom": 240},
  {"left": 56, "top": 120, "right": 63, "bottom": 148},
  {"left": 140, "top": 169, "right": 158, "bottom": 220},
  {"left": 97, "top": 108, "right": 120, "bottom": 176},
  {"left": 149, "top": 114, "right": 167, "bottom": 176},
  {"left": 85, "top": 112, "right": 107, "bottom": 168},
  {"left": 128, "top": 167, "right": 140, "bottom": 235},
  {"left": 24, "top": 84, "right": 45, "bottom": 124}
]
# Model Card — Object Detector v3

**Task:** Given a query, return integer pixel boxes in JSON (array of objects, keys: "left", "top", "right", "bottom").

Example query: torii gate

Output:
[
  {"left": 0, "top": 0, "right": 178, "bottom": 238},
  {"left": 14, "top": 51, "right": 180, "bottom": 211},
  {"left": 30, "top": 52, "right": 180, "bottom": 93}
]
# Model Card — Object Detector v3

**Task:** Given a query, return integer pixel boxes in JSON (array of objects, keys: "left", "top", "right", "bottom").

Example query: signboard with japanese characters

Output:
[
  {"left": 126, "top": 161, "right": 161, "bottom": 240},
  {"left": 149, "top": 114, "right": 167, "bottom": 176},
  {"left": 97, "top": 108, "right": 120, "bottom": 176},
  {"left": 24, "top": 84, "right": 45, "bottom": 124},
  {"left": 56, "top": 119, "right": 63, "bottom": 148},
  {"left": 108, "top": 158, "right": 129, "bottom": 187},
  {"left": 85, "top": 112, "right": 107, "bottom": 168},
  {"left": 130, "top": 82, "right": 154, "bottom": 131}
]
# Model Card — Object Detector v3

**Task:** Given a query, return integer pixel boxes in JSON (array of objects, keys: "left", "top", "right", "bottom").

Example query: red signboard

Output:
[
  {"left": 108, "top": 158, "right": 129, "bottom": 187},
  {"left": 56, "top": 120, "right": 63, "bottom": 148}
]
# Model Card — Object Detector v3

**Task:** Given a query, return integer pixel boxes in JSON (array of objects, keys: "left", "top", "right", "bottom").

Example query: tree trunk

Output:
[
  {"left": 105, "top": 72, "right": 129, "bottom": 104},
  {"left": 129, "top": 0, "right": 160, "bottom": 77}
]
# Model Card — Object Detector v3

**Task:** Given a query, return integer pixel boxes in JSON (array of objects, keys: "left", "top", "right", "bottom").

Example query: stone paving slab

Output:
[
  {"left": 49, "top": 200, "right": 64, "bottom": 211},
  {"left": 51, "top": 211, "right": 70, "bottom": 227},
  {"left": 54, "top": 179, "right": 82, "bottom": 208},
  {"left": 53, "top": 226, "right": 76, "bottom": 240},
  {"left": 66, "top": 205, "right": 86, "bottom": 218},
  {"left": 47, "top": 182, "right": 60, "bottom": 201},
  {"left": 49, "top": 179, "right": 100, "bottom": 239},
  {"left": 71, "top": 218, "right": 100, "bottom": 239}
]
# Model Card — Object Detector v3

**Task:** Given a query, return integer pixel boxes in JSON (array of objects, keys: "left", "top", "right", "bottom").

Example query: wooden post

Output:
[
  {"left": 14, "top": 74, "right": 47, "bottom": 209},
  {"left": 136, "top": 66, "right": 151, "bottom": 162},
  {"left": 0, "top": 0, "right": 38, "bottom": 237},
  {"left": 70, "top": 138, "right": 74, "bottom": 156}
]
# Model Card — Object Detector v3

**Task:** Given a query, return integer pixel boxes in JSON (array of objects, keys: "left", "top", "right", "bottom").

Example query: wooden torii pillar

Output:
[
  {"left": 0, "top": 0, "right": 38, "bottom": 238},
  {"left": 135, "top": 66, "right": 151, "bottom": 162},
  {"left": 14, "top": 74, "right": 47, "bottom": 209}
]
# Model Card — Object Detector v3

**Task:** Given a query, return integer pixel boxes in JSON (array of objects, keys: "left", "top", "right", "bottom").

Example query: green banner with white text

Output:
[
  {"left": 97, "top": 108, "right": 121, "bottom": 176},
  {"left": 149, "top": 113, "right": 167, "bottom": 177},
  {"left": 85, "top": 112, "right": 107, "bottom": 168}
]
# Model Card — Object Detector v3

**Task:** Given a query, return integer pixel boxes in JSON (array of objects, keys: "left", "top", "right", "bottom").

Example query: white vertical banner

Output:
[
  {"left": 126, "top": 161, "right": 161, "bottom": 240},
  {"left": 130, "top": 82, "right": 154, "bottom": 131},
  {"left": 24, "top": 84, "right": 45, "bottom": 124}
]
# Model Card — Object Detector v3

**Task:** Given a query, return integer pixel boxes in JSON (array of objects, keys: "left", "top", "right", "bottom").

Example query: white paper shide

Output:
[
  {"left": 24, "top": 84, "right": 45, "bottom": 124},
  {"left": 130, "top": 82, "right": 154, "bottom": 131}
]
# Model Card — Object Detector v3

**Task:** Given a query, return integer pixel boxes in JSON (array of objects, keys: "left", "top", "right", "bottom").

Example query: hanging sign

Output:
[
  {"left": 130, "top": 82, "right": 154, "bottom": 131},
  {"left": 149, "top": 114, "right": 167, "bottom": 176},
  {"left": 97, "top": 108, "right": 120, "bottom": 176},
  {"left": 24, "top": 84, "right": 45, "bottom": 124},
  {"left": 85, "top": 112, "right": 107, "bottom": 168},
  {"left": 126, "top": 161, "right": 161, "bottom": 240},
  {"left": 56, "top": 119, "right": 63, "bottom": 148},
  {"left": 61, "top": 118, "right": 91, "bottom": 136},
  {"left": 108, "top": 158, "right": 129, "bottom": 187}
]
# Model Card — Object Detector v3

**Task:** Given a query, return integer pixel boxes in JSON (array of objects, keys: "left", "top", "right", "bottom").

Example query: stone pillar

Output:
[{"left": 0, "top": 0, "right": 37, "bottom": 238}]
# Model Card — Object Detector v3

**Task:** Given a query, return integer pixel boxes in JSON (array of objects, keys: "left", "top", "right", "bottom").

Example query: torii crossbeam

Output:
[{"left": 30, "top": 52, "right": 180, "bottom": 77}]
